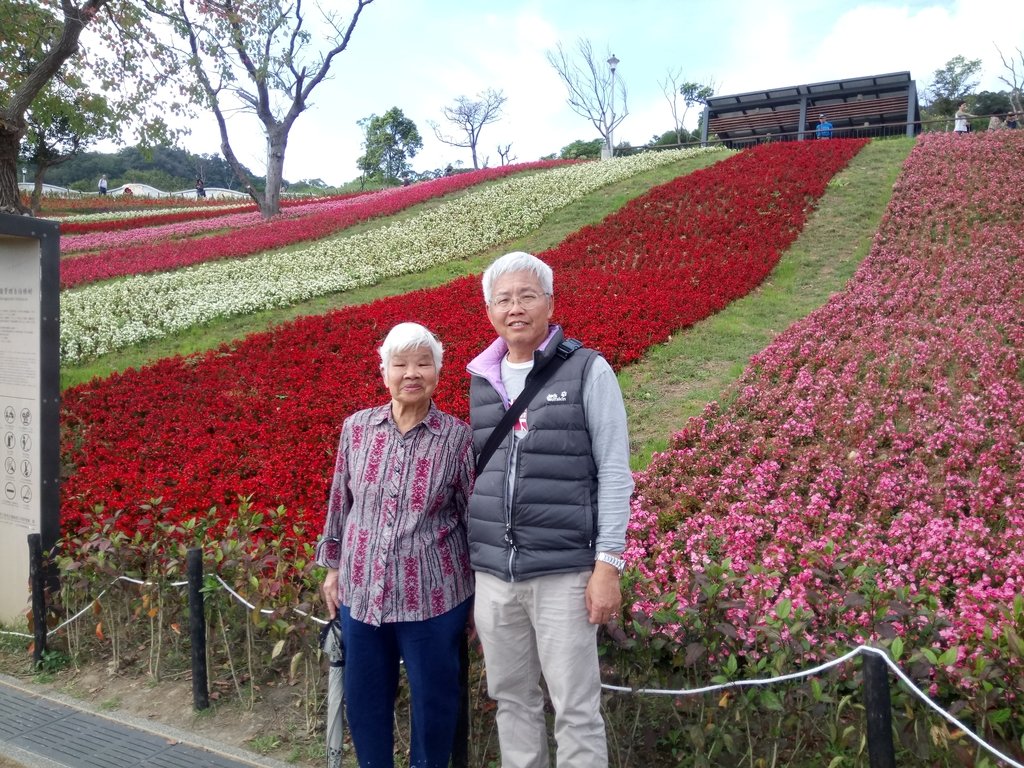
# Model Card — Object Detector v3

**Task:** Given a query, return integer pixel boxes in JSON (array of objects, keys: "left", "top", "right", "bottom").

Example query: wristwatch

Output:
[{"left": 595, "top": 551, "right": 626, "bottom": 574}]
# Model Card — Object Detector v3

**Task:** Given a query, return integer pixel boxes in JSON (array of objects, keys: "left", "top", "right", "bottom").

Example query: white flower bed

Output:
[{"left": 61, "top": 148, "right": 725, "bottom": 362}]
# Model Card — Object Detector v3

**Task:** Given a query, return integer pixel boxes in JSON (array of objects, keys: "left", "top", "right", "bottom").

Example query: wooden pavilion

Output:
[{"left": 701, "top": 71, "right": 921, "bottom": 146}]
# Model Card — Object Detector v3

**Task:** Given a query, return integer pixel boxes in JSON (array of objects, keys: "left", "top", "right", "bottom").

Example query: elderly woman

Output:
[{"left": 316, "top": 322, "right": 474, "bottom": 768}]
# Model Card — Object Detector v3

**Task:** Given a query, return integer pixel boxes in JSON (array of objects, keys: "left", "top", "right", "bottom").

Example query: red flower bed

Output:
[
  {"left": 60, "top": 140, "right": 866, "bottom": 544},
  {"left": 58, "top": 161, "right": 571, "bottom": 288}
]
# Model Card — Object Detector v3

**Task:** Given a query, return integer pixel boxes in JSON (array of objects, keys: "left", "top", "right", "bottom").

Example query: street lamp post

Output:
[{"left": 607, "top": 54, "right": 619, "bottom": 158}]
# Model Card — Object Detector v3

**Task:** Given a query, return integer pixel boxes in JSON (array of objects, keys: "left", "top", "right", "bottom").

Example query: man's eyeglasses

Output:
[{"left": 490, "top": 292, "right": 548, "bottom": 311}]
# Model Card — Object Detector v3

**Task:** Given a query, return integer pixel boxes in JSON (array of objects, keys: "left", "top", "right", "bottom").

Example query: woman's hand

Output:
[{"left": 321, "top": 568, "right": 340, "bottom": 619}]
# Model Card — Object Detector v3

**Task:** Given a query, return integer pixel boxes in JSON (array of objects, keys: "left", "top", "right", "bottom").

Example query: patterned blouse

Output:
[{"left": 316, "top": 402, "right": 475, "bottom": 626}]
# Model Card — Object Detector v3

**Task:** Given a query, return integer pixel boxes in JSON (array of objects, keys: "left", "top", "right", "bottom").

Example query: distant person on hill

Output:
[
  {"left": 98, "top": 174, "right": 107, "bottom": 195},
  {"left": 1006, "top": 112, "right": 1020, "bottom": 129},
  {"left": 954, "top": 102, "right": 975, "bottom": 134},
  {"left": 316, "top": 322, "right": 474, "bottom": 768},
  {"left": 815, "top": 114, "right": 833, "bottom": 139},
  {"left": 121, "top": 186, "right": 133, "bottom": 197},
  {"left": 195, "top": 178, "right": 206, "bottom": 198}
]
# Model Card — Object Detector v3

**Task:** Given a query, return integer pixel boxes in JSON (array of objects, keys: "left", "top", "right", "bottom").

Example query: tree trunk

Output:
[
  {"left": 0, "top": 123, "right": 29, "bottom": 215},
  {"left": 263, "top": 125, "right": 288, "bottom": 218},
  {"left": 30, "top": 163, "right": 52, "bottom": 216}
]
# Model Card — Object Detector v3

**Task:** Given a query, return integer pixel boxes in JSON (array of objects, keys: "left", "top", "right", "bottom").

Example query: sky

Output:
[{"left": 116, "top": 0, "right": 1024, "bottom": 186}]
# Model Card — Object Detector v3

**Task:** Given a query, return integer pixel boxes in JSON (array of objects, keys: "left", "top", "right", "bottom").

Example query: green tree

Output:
[
  {"left": 972, "top": 90, "right": 1013, "bottom": 116},
  {"left": 925, "top": 55, "right": 983, "bottom": 116},
  {"left": 430, "top": 88, "right": 508, "bottom": 170},
  {"left": 650, "top": 127, "right": 699, "bottom": 147},
  {"left": 356, "top": 107, "right": 423, "bottom": 183},
  {"left": 147, "top": 0, "right": 376, "bottom": 219},
  {"left": 558, "top": 138, "right": 603, "bottom": 160},
  {"left": 0, "top": 0, "right": 179, "bottom": 213},
  {"left": 20, "top": 80, "right": 117, "bottom": 213},
  {"left": 40, "top": 145, "right": 260, "bottom": 192},
  {"left": 659, "top": 68, "right": 716, "bottom": 145}
]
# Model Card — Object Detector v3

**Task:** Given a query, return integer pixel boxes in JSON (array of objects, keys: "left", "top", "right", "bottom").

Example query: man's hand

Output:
[
  {"left": 585, "top": 561, "right": 622, "bottom": 625},
  {"left": 321, "top": 568, "right": 340, "bottom": 620}
]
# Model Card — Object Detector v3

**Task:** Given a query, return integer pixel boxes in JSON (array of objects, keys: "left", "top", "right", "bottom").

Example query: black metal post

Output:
[
  {"left": 28, "top": 534, "right": 47, "bottom": 666},
  {"left": 186, "top": 547, "right": 209, "bottom": 710},
  {"left": 451, "top": 633, "right": 469, "bottom": 768},
  {"left": 863, "top": 652, "right": 896, "bottom": 768}
]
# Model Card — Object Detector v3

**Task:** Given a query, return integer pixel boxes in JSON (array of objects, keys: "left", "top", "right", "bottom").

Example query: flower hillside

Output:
[
  {"left": 626, "top": 131, "right": 1024, "bottom": 712},
  {"left": 60, "top": 139, "right": 866, "bottom": 543},
  {"left": 58, "top": 161, "right": 573, "bottom": 285},
  {"left": 59, "top": 148, "right": 724, "bottom": 363}
]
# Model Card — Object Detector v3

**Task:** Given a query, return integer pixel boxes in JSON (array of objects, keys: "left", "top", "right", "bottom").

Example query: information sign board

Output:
[{"left": 0, "top": 213, "right": 60, "bottom": 623}]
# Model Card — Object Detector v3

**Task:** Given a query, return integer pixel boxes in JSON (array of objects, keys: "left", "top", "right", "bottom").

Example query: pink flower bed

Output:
[
  {"left": 59, "top": 195, "right": 361, "bottom": 248},
  {"left": 58, "top": 161, "right": 571, "bottom": 288},
  {"left": 59, "top": 192, "right": 398, "bottom": 254},
  {"left": 627, "top": 131, "right": 1024, "bottom": 711}
]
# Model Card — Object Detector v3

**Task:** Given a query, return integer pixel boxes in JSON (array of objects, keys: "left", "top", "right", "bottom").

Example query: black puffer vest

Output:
[{"left": 468, "top": 332, "right": 599, "bottom": 581}]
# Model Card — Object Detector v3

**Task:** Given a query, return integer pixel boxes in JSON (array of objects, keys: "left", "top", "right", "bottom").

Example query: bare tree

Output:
[
  {"left": 546, "top": 39, "right": 626, "bottom": 158},
  {"left": 496, "top": 143, "right": 516, "bottom": 166},
  {"left": 660, "top": 68, "right": 717, "bottom": 145},
  {"left": 146, "top": 0, "right": 376, "bottom": 218},
  {"left": 430, "top": 88, "right": 507, "bottom": 170},
  {"left": 996, "top": 44, "right": 1024, "bottom": 114}
]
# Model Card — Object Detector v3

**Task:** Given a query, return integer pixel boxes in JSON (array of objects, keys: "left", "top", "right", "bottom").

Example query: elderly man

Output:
[{"left": 467, "top": 250, "right": 634, "bottom": 768}]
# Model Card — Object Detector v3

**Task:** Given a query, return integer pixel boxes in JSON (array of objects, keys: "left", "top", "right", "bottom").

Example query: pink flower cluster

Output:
[
  {"left": 59, "top": 196, "right": 368, "bottom": 252},
  {"left": 627, "top": 131, "right": 1024, "bottom": 696}
]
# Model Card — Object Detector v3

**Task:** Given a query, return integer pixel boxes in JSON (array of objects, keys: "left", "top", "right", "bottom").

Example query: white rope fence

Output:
[
  {"left": 212, "top": 574, "right": 327, "bottom": 626},
  {"left": 0, "top": 572, "right": 326, "bottom": 642},
  {"left": 0, "top": 575, "right": 186, "bottom": 639},
  {"left": 603, "top": 644, "right": 1023, "bottom": 768},
  {"left": 3, "top": 574, "right": 1021, "bottom": 767}
]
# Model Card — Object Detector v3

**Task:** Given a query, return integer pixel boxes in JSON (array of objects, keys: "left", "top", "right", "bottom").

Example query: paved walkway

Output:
[{"left": 0, "top": 676, "right": 296, "bottom": 768}]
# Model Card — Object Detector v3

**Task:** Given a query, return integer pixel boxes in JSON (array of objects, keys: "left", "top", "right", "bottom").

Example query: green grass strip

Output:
[{"left": 619, "top": 136, "right": 915, "bottom": 469}]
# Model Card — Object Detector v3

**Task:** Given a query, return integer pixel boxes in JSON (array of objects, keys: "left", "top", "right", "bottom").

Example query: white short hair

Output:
[
  {"left": 378, "top": 322, "right": 443, "bottom": 371},
  {"left": 482, "top": 251, "right": 554, "bottom": 304}
]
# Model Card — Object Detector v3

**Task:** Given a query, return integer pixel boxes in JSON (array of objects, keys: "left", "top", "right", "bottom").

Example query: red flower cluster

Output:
[
  {"left": 58, "top": 161, "right": 572, "bottom": 288},
  {"left": 60, "top": 140, "right": 866, "bottom": 548}
]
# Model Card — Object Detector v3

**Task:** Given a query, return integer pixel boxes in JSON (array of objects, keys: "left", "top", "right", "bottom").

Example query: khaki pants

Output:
[{"left": 474, "top": 570, "right": 607, "bottom": 768}]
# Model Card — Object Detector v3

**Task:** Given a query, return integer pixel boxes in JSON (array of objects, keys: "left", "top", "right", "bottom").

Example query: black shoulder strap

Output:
[{"left": 474, "top": 338, "right": 582, "bottom": 476}]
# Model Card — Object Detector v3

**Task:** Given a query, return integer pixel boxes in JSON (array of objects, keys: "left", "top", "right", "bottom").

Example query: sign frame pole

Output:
[{"left": 0, "top": 212, "right": 60, "bottom": 624}]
